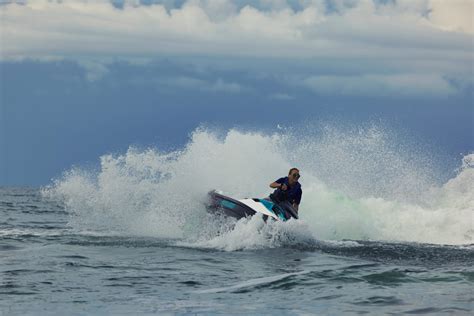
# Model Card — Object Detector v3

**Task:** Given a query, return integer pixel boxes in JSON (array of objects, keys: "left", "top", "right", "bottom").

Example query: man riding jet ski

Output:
[{"left": 207, "top": 168, "right": 302, "bottom": 222}]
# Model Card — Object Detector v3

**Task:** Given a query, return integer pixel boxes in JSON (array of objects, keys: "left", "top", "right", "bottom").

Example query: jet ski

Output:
[{"left": 206, "top": 190, "right": 298, "bottom": 222}]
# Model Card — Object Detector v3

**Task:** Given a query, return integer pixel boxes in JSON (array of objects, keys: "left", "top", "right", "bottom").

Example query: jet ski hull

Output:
[
  {"left": 207, "top": 191, "right": 257, "bottom": 219},
  {"left": 206, "top": 191, "right": 298, "bottom": 222}
]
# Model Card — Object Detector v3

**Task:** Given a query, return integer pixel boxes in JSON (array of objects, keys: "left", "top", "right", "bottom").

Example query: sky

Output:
[{"left": 0, "top": 0, "right": 473, "bottom": 186}]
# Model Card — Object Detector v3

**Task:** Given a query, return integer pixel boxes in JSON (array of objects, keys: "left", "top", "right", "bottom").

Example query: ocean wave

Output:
[{"left": 42, "top": 125, "right": 473, "bottom": 247}]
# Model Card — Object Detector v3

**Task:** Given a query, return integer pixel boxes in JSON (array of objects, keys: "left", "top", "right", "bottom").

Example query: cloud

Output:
[
  {"left": 301, "top": 73, "right": 457, "bottom": 97},
  {"left": 269, "top": 92, "right": 295, "bottom": 100},
  {"left": 1, "top": 0, "right": 471, "bottom": 60},
  {"left": 428, "top": 0, "right": 473, "bottom": 34},
  {"left": 209, "top": 78, "right": 242, "bottom": 93},
  {"left": 157, "top": 76, "right": 244, "bottom": 93},
  {"left": 0, "top": 0, "right": 472, "bottom": 97},
  {"left": 78, "top": 60, "right": 110, "bottom": 82}
]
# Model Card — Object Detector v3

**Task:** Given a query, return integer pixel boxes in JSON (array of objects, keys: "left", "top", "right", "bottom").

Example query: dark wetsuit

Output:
[{"left": 270, "top": 177, "right": 302, "bottom": 206}]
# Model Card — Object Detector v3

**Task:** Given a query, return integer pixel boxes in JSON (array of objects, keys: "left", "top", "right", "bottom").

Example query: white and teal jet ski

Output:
[{"left": 206, "top": 190, "right": 298, "bottom": 222}]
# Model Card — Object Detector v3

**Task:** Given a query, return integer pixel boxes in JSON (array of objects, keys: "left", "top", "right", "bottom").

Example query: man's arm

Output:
[
  {"left": 270, "top": 177, "right": 287, "bottom": 189},
  {"left": 270, "top": 182, "right": 282, "bottom": 189},
  {"left": 270, "top": 181, "right": 287, "bottom": 190}
]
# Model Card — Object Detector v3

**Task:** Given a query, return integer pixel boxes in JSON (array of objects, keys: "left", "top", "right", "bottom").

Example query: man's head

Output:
[{"left": 288, "top": 168, "right": 300, "bottom": 184}]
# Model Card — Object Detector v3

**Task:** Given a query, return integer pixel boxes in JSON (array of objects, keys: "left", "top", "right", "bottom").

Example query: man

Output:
[{"left": 269, "top": 168, "right": 302, "bottom": 212}]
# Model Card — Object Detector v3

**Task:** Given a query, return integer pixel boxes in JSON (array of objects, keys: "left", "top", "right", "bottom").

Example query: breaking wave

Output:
[{"left": 43, "top": 125, "right": 473, "bottom": 249}]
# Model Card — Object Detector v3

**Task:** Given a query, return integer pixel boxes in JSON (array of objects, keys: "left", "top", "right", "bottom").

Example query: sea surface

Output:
[
  {"left": 1, "top": 187, "right": 472, "bottom": 315},
  {"left": 1, "top": 128, "right": 473, "bottom": 315}
]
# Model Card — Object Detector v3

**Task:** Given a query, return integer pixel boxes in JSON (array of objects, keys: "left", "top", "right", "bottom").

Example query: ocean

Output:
[{"left": 1, "top": 127, "right": 473, "bottom": 315}]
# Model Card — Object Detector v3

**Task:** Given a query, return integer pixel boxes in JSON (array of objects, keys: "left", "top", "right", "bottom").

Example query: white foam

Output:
[
  {"left": 180, "top": 216, "right": 315, "bottom": 251},
  {"left": 43, "top": 126, "right": 473, "bottom": 247}
]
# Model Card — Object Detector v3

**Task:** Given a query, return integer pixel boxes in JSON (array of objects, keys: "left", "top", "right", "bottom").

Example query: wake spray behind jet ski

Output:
[{"left": 206, "top": 190, "right": 298, "bottom": 222}]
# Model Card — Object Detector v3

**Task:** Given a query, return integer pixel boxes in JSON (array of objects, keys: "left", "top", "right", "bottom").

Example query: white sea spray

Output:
[{"left": 42, "top": 126, "right": 473, "bottom": 247}]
